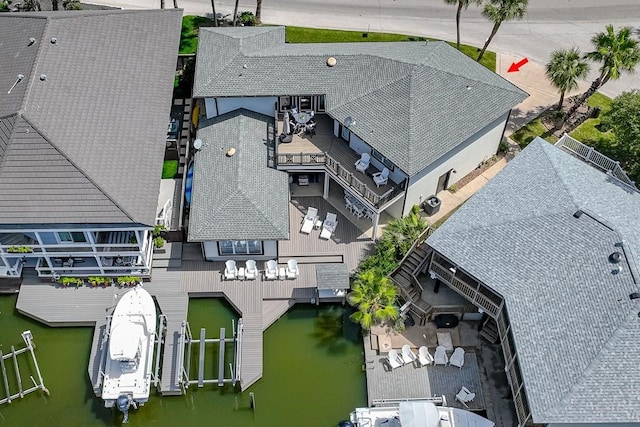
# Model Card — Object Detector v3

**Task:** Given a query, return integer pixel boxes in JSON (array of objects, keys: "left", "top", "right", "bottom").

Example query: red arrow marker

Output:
[{"left": 508, "top": 58, "right": 528, "bottom": 73}]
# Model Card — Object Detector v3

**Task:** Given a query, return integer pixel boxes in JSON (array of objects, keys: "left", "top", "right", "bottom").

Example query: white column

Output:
[
  {"left": 323, "top": 172, "right": 330, "bottom": 199},
  {"left": 371, "top": 212, "right": 380, "bottom": 241}
]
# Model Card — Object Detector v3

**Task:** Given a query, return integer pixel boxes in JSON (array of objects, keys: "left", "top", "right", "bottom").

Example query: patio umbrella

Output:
[{"left": 284, "top": 111, "right": 291, "bottom": 135}]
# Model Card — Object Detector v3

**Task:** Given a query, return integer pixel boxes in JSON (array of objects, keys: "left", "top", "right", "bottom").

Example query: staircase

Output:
[
  {"left": 389, "top": 228, "right": 435, "bottom": 322},
  {"left": 479, "top": 316, "right": 499, "bottom": 344}
]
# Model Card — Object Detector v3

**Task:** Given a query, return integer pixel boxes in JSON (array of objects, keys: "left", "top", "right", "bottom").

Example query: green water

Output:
[{"left": 0, "top": 295, "right": 366, "bottom": 426}]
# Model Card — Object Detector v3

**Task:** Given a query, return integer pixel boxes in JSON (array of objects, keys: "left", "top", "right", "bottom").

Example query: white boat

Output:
[
  {"left": 101, "top": 286, "right": 156, "bottom": 420},
  {"left": 346, "top": 401, "right": 495, "bottom": 427}
]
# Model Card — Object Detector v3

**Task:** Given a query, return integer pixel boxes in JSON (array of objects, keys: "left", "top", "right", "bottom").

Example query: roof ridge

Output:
[{"left": 19, "top": 114, "right": 136, "bottom": 222}]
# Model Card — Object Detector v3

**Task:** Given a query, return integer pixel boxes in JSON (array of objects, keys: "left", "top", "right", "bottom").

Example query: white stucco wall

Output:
[
  {"left": 402, "top": 112, "right": 509, "bottom": 216},
  {"left": 204, "top": 97, "right": 278, "bottom": 119},
  {"left": 203, "top": 240, "right": 278, "bottom": 261}
]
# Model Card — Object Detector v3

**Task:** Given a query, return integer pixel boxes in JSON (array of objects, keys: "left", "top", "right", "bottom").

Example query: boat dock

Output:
[{"left": 0, "top": 331, "right": 48, "bottom": 406}]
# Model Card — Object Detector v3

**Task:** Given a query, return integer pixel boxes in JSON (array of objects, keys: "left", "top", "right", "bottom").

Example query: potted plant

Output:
[
  {"left": 17, "top": 246, "right": 32, "bottom": 253},
  {"left": 60, "top": 276, "right": 83, "bottom": 287},
  {"left": 7, "top": 246, "right": 17, "bottom": 253},
  {"left": 154, "top": 236, "right": 165, "bottom": 250},
  {"left": 117, "top": 276, "right": 141, "bottom": 287}
]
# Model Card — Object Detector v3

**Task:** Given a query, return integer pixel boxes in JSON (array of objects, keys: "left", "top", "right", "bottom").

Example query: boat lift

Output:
[
  {"left": 0, "top": 331, "right": 49, "bottom": 406},
  {"left": 178, "top": 318, "right": 243, "bottom": 391}
]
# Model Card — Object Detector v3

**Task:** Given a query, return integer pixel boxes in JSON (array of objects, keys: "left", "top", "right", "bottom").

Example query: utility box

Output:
[{"left": 422, "top": 196, "right": 441, "bottom": 216}]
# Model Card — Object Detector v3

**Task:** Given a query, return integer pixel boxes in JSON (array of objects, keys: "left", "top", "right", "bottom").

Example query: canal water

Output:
[{"left": 0, "top": 295, "right": 366, "bottom": 426}]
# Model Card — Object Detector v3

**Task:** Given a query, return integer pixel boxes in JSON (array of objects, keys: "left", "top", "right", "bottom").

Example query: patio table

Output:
[{"left": 292, "top": 111, "right": 312, "bottom": 124}]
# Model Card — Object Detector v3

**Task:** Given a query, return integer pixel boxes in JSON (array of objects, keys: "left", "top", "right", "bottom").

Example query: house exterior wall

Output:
[
  {"left": 0, "top": 226, "right": 153, "bottom": 278},
  {"left": 204, "top": 97, "right": 278, "bottom": 119},
  {"left": 202, "top": 240, "right": 277, "bottom": 261},
  {"left": 403, "top": 112, "right": 508, "bottom": 216}
]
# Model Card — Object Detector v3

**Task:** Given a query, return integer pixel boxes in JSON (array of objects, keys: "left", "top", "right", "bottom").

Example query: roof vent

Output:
[
  {"left": 226, "top": 147, "right": 236, "bottom": 157},
  {"left": 609, "top": 252, "right": 623, "bottom": 264},
  {"left": 242, "top": 64, "right": 247, "bottom": 69},
  {"left": 573, "top": 210, "right": 584, "bottom": 218},
  {"left": 630, "top": 293, "right": 640, "bottom": 300},
  {"left": 193, "top": 138, "right": 202, "bottom": 150},
  {"left": 28, "top": 37, "right": 36, "bottom": 46},
  {"left": 39, "top": 74, "right": 47, "bottom": 81},
  {"left": 326, "top": 57, "right": 337, "bottom": 67},
  {"left": 51, "top": 37, "right": 58, "bottom": 45},
  {"left": 7, "top": 74, "right": 25, "bottom": 94}
]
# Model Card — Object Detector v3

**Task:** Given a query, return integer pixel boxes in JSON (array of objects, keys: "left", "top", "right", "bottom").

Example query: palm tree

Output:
[
  {"left": 567, "top": 25, "right": 640, "bottom": 119},
  {"left": 22, "top": 0, "right": 41, "bottom": 11},
  {"left": 348, "top": 270, "right": 399, "bottom": 330},
  {"left": 443, "top": 0, "right": 482, "bottom": 50},
  {"left": 381, "top": 205, "right": 427, "bottom": 261},
  {"left": 255, "top": 0, "right": 263, "bottom": 24},
  {"left": 545, "top": 48, "right": 589, "bottom": 110},
  {"left": 477, "top": 0, "right": 527, "bottom": 62}
]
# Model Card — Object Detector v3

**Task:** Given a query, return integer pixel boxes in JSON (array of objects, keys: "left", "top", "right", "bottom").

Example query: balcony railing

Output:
[
  {"left": 556, "top": 133, "right": 636, "bottom": 189},
  {"left": 276, "top": 151, "right": 404, "bottom": 208}
]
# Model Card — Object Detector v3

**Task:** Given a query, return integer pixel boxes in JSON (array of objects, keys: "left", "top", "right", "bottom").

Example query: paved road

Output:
[{"left": 96, "top": 0, "right": 639, "bottom": 96}]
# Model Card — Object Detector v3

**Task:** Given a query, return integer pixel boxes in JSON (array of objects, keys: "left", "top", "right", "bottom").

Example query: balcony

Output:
[{"left": 275, "top": 114, "right": 405, "bottom": 209}]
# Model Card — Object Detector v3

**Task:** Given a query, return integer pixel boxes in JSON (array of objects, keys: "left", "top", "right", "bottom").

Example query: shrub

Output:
[
  {"left": 154, "top": 236, "right": 165, "bottom": 249},
  {"left": 238, "top": 11, "right": 256, "bottom": 26},
  {"left": 153, "top": 224, "right": 166, "bottom": 237},
  {"left": 117, "top": 276, "right": 141, "bottom": 287},
  {"left": 59, "top": 276, "right": 83, "bottom": 287}
]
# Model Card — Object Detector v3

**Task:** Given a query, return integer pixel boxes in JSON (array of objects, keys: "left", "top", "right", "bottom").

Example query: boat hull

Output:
[{"left": 102, "top": 286, "right": 157, "bottom": 406}]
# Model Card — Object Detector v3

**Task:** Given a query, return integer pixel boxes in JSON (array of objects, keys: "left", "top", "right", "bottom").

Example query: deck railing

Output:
[
  {"left": 276, "top": 151, "right": 404, "bottom": 208},
  {"left": 556, "top": 134, "right": 636, "bottom": 189}
]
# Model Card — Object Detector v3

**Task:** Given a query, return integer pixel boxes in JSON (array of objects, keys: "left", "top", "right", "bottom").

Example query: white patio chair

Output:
[
  {"left": 245, "top": 260, "right": 258, "bottom": 280},
  {"left": 434, "top": 345, "right": 448, "bottom": 366},
  {"left": 286, "top": 259, "right": 299, "bottom": 279},
  {"left": 417, "top": 346, "right": 434, "bottom": 367},
  {"left": 319, "top": 212, "right": 338, "bottom": 240},
  {"left": 455, "top": 386, "right": 476, "bottom": 408},
  {"left": 386, "top": 349, "right": 403, "bottom": 370},
  {"left": 224, "top": 260, "right": 238, "bottom": 280},
  {"left": 264, "top": 260, "right": 278, "bottom": 280},
  {"left": 449, "top": 347, "right": 465, "bottom": 368},
  {"left": 354, "top": 153, "right": 370, "bottom": 173},
  {"left": 401, "top": 344, "right": 417, "bottom": 366},
  {"left": 300, "top": 206, "right": 318, "bottom": 234},
  {"left": 372, "top": 167, "right": 390, "bottom": 187}
]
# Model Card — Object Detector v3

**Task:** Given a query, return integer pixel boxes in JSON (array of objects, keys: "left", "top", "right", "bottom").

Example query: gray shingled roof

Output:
[
  {"left": 187, "top": 109, "right": 289, "bottom": 241},
  {"left": 0, "top": 10, "right": 182, "bottom": 226},
  {"left": 426, "top": 138, "right": 640, "bottom": 424},
  {"left": 193, "top": 27, "right": 528, "bottom": 176},
  {"left": 316, "top": 264, "right": 350, "bottom": 290}
]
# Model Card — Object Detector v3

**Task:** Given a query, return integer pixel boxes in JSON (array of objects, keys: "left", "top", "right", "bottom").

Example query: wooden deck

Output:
[
  {"left": 283, "top": 196, "right": 375, "bottom": 272},
  {"left": 363, "top": 334, "right": 486, "bottom": 410}
]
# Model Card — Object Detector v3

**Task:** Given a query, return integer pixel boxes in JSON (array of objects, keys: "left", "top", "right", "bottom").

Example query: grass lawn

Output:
[
  {"left": 162, "top": 160, "right": 179, "bottom": 179},
  {"left": 178, "top": 17, "right": 496, "bottom": 71},
  {"left": 511, "top": 92, "right": 613, "bottom": 148}
]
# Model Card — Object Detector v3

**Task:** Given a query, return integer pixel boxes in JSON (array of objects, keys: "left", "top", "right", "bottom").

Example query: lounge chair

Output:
[
  {"left": 286, "top": 259, "right": 299, "bottom": 279},
  {"left": 372, "top": 167, "right": 390, "bottom": 187},
  {"left": 455, "top": 386, "right": 476, "bottom": 408},
  {"left": 434, "top": 345, "right": 448, "bottom": 366},
  {"left": 264, "top": 260, "right": 278, "bottom": 280},
  {"left": 386, "top": 349, "right": 403, "bottom": 370},
  {"left": 224, "top": 260, "right": 238, "bottom": 280},
  {"left": 300, "top": 207, "right": 318, "bottom": 234},
  {"left": 417, "top": 346, "right": 434, "bottom": 367},
  {"left": 354, "top": 153, "right": 370, "bottom": 173},
  {"left": 449, "top": 347, "right": 465, "bottom": 368},
  {"left": 401, "top": 344, "right": 417, "bottom": 366},
  {"left": 319, "top": 212, "right": 338, "bottom": 240},
  {"left": 245, "top": 260, "right": 258, "bottom": 280}
]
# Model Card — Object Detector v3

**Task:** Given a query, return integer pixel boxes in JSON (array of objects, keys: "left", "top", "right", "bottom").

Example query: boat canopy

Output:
[
  {"left": 399, "top": 402, "right": 440, "bottom": 427},
  {"left": 109, "top": 320, "right": 143, "bottom": 361}
]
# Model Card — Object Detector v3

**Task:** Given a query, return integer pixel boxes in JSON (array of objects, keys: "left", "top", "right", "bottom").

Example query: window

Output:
[
  {"left": 57, "top": 231, "right": 87, "bottom": 243},
  {"left": 300, "top": 97, "right": 311, "bottom": 110},
  {"left": 371, "top": 149, "right": 395, "bottom": 171},
  {"left": 218, "top": 240, "right": 263, "bottom": 255}
]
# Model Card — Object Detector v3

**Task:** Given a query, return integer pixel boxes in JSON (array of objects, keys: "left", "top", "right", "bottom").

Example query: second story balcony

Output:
[{"left": 275, "top": 114, "right": 406, "bottom": 209}]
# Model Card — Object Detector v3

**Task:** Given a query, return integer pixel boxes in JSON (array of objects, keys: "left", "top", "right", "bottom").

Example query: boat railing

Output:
[{"left": 370, "top": 396, "right": 447, "bottom": 407}]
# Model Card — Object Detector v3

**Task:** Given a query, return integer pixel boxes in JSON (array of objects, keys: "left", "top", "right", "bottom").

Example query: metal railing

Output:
[
  {"left": 556, "top": 134, "right": 636, "bottom": 189},
  {"left": 276, "top": 150, "right": 403, "bottom": 208},
  {"left": 156, "top": 199, "right": 173, "bottom": 229}
]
